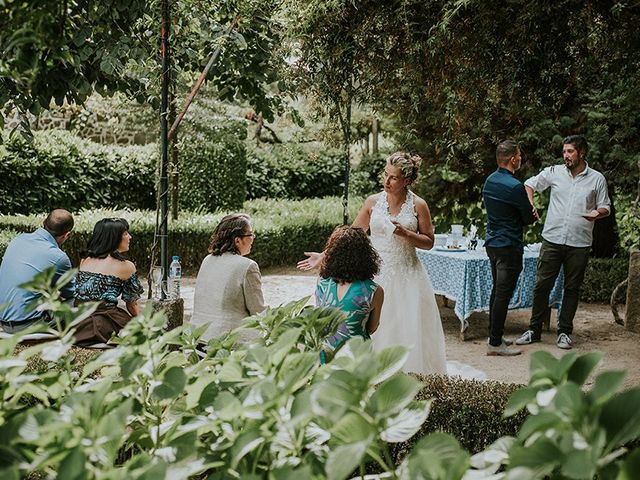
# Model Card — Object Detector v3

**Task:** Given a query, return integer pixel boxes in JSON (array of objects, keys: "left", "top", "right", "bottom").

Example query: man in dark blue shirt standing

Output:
[{"left": 483, "top": 140, "right": 538, "bottom": 356}]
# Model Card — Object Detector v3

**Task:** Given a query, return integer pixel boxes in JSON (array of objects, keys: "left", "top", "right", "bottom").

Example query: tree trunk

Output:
[
  {"left": 625, "top": 250, "right": 640, "bottom": 332},
  {"left": 372, "top": 117, "right": 379, "bottom": 154}
]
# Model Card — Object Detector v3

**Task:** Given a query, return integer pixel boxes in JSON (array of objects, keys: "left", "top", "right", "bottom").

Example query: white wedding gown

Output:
[{"left": 370, "top": 191, "right": 448, "bottom": 375}]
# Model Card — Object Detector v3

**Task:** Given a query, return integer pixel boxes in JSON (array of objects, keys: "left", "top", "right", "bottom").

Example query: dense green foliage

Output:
[
  {"left": 281, "top": 0, "right": 640, "bottom": 234},
  {"left": 616, "top": 196, "right": 640, "bottom": 253},
  {"left": 0, "top": 0, "right": 286, "bottom": 134},
  {"left": 0, "top": 130, "right": 157, "bottom": 213},
  {"left": 246, "top": 144, "right": 344, "bottom": 199},
  {"left": 397, "top": 375, "right": 527, "bottom": 457},
  {"left": 178, "top": 120, "right": 248, "bottom": 212},
  {"left": 581, "top": 257, "right": 630, "bottom": 304},
  {"left": 2, "top": 269, "right": 640, "bottom": 478}
]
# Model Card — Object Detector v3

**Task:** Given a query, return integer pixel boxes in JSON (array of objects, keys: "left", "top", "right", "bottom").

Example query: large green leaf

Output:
[
  {"left": 561, "top": 449, "right": 594, "bottom": 479},
  {"left": 213, "top": 391, "right": 243, "bottom": 421},
  {"left": 185, "top": 374, "right": 218, "bottom": 410},
  {"left": 230, "top": 429, "right": 266, "bottom": 470},
  {"left": 508, "top": 438, "right": 560, "bottom": 472},
  {"left": 469, "top": 436, "right": 515, "bottom": 471},
  {"left": 369, "top": 374, "right": 422, "bottom": 415},
  {"left": 552, "top": 383, "right": 585, "bottom": 417},
  {"left": 566, "top": 352, "right": 602, "bottom": 386},
  {"left": 380, "top": 400, "right": 432, "bottom": 443},
  {"left": 517, "top": 412, "right": 563, "bottom": 440},
  {"left": 58, "top": 446, "right": 86, "bottom": 480},
  {"left": 503, "top": 386, "right": 539, "bottom": 417},
  {"left": 600, "top": 388, "right": 640, "bottom": 449},
  {"left": 268, "top": 328, "right": 302, "bottom": 366},
  {"left": 152, "top": 366, "right": 187, "bottom": 400},
  {"left": 588, "top": 370, "right": 626, "bottom": 405},
  {"left": 402, "top": 432, "right": 469, "bottom": 480},
  {"left": 330, "top": 412, "right": 375, "bottom": 445},
  {"left": 311, "top": 370, "right": 361, "bottom": 421},
  {"left": 370, "top": 346, "right": 410, "bottom": 384},
  {"left": 325, "top": 439, "right": 369, "bottom": 480}
]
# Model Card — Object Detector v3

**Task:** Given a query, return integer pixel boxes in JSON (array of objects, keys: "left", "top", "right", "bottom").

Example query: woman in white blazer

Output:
[{"left": 190, "top": 213, "right": 265, "bottom": 343}]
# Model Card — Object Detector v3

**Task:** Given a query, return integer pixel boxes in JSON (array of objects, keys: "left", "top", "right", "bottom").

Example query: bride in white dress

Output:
[{"left": 298, "top": 152, "right": 447, "bottom": 375}]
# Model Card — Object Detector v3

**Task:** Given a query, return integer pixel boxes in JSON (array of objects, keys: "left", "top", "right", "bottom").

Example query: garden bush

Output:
[
  {"left": 349, "top": 152, "right": 387, "bottom": 197},
  {"left": 245, "top": 144, "right": 345, "bottom": 200},
  {"left": 581, "top": 257, "right": 630, "bottom": 303},
  {"left": 617, "top": 196, "right": 640, "bottom": 253},
  {"left": 393, "top": 375, "right": 527, "bottom": 458},
  {"left": 2, "top": 272, "right": 640, "bottom": 478},
  {"left": 0, "top": 197, "right": 361, "bottom": 274},
  {"left": 178, "top": 119, "right": 248, "bottom": 212},
  {"left": 0, "top": 130, "right": 157, "bottom": 214}
]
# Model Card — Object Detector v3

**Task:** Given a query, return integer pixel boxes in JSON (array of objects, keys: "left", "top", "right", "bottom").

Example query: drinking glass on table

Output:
[{"left": 152, "top": 265, "right": 163, "bottom": 299}]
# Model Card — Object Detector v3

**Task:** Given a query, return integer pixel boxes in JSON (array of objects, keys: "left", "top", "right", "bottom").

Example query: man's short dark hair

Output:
[
  {"left": 43, "top": 209, "right": 74, "bottom": 237},
  {"left": 563, "top": 135, "right": 588, "bottom": 155},
  {"left": 496, "top": 140, "right": 519, "bottom": 165}
]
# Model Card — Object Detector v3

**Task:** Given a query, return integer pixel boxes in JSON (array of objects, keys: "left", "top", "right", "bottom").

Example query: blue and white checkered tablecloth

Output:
[{"left": 417, "top": 248, "right": 563, "bottom": 331}]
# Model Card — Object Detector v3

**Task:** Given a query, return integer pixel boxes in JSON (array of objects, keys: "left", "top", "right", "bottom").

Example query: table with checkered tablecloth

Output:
[{"left": 417, "top": 247, "right": 563, "bottom": 332}]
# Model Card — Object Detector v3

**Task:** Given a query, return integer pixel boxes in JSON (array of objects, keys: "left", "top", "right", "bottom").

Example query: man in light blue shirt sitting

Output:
[{"left": 0, "top": 209, "right": 75, "bottom": 333}]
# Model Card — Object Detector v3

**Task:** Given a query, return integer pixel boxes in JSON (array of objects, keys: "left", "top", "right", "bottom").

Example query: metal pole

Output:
[
  {"left": 159, "top": 0, "right": 170, "bottom": 298},
  {"left": 168, "top": 17, "right": 239, "bottom": 141}
]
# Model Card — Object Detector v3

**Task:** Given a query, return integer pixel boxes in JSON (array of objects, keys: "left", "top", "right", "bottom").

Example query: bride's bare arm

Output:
[
  {"left": 391, "top": 195, "right": 435, "bottom": 250},
  {"left": 351, "top": 195, "right": 376, "bottom": 230},
  {"left": 297, "top": 195, "right": 377, "bottom": 271}
]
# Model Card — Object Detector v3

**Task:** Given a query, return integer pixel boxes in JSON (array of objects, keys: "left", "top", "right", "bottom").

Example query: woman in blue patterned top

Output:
[
  {"left": 316, "top": 226, "right": 384, "bottom": 350},
  {"left": 74, "top": 218, "right": 143, "bottom": 345}
]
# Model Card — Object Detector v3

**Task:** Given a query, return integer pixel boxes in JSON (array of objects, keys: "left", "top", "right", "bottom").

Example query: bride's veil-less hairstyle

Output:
[
  {"left": 320, "top": 226, "right": 381, "bottom": 283},
  {"left": 387, "top": 152, "right": 423, "bottom": 183},
  {"left": 81, "top": 218, "right": 130, "bottom": 261},
  {"left": 209, "top": 213, "right": 251, "bottom": 256}
]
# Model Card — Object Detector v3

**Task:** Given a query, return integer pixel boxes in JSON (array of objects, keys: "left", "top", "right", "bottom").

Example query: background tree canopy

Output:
[{"left": 0, "top": 0, "right": 284, "bottom": 134}]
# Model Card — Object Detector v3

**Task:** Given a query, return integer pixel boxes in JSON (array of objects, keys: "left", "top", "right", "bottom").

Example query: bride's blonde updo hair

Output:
[{"left": 387, "top": 152, "right": 423, "bottom": 183}]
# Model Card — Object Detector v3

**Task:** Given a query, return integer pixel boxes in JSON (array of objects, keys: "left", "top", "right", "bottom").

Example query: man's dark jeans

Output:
[
  {"left": 486, "top": 246, "right": 523, "bottom": 347},
  {"left": 529, "top": 240, "right": 590, "bottom": 337}
]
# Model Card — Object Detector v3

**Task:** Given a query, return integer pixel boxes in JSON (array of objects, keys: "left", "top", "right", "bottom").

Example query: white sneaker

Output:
[
  {"left": 487, "top": 341, "right": 522, "bottom": 356},
  {"left": 557, "top": 333, "right": 573, "bottom": 350},
  {"left": 487, "top": 337, "right": 514, "bottom": 346},
  {"left": 515, "top": 330, "right": 541, "bottom": 345}
]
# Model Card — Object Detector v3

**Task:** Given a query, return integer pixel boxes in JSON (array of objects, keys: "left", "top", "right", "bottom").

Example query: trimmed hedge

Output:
[
  {"left": 245, "top": 144, "right": 345, "bottom": 200},
  {"left": 178, "top": 120, "right": 248, "bottom": 212},
  {"left": 0, "top": 130, "right": 157, "bottom": 214},
  {"left": 0, "top": 197, "right": 361, "bottom": 274},
  {"left": 391, "top": 375, "right": 527, "bottom": 459}
]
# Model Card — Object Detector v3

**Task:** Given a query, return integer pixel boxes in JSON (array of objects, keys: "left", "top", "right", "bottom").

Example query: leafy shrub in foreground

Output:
[
  {"left": 0, "top": 270, "right": 446, "bottom": 479},
  {"left": 2, "top": 269, "right": 640, "bottom": 478}
]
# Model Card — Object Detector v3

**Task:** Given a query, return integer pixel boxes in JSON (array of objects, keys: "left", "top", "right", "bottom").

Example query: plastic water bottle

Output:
[{"left": 168, "top": 256, "right": 182, "bottom": 299}]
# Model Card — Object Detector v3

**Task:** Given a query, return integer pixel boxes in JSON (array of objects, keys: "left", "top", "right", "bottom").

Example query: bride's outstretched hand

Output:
[{"left": 297, "top": 251, "right": 323, "bottom": 271}]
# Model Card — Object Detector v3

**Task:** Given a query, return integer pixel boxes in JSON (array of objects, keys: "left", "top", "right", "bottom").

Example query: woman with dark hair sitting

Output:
[
  {"left": 189, "top": 213, "right": 265, "bottom": 343},
  {"left": 74, "top": 218, "right": 143, "bottom": 345},
  {"left": 316, "top": 226, "right": 384, "bottom": 350}
]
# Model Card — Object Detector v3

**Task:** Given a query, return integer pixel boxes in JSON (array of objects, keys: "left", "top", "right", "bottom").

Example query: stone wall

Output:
[{"left": 5, "top": 96, "right": 155, "bottom": 146}]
